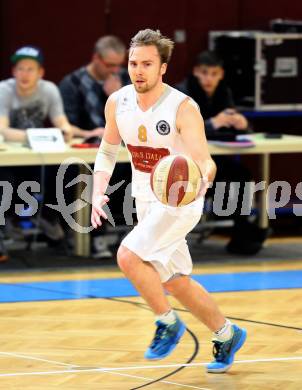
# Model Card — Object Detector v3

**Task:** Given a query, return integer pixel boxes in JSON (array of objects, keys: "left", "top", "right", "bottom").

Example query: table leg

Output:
[
  {"left": 74, "top": 164, "right": 91, "bottom": 257},
  {"left": 259, "top": 153, "right": 270, "bottom": 229}
]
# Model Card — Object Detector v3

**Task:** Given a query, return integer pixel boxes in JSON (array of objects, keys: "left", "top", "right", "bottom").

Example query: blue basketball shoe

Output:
[
  {"left": 206, "top": 324, "right": 247, "bottom": 373},
  {"left": 144, "top": 315, "right": 186, "bottom": 360}
]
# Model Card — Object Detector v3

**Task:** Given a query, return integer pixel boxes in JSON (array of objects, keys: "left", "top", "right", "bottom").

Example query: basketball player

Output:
[{"left": 91, "top": 29, "right": 246, "bottom": 373}]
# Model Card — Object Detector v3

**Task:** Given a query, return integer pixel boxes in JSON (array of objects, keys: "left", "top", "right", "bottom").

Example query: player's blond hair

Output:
[{"left": 130, "top": 29, "right": 174, "bottom": 64}]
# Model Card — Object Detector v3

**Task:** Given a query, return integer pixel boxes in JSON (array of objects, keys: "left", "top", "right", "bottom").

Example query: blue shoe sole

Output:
[
  {"left": 144, "top": 322, "right": 186, "bottom": 360},
  {"left": 207, "top": 328, "right": 247, "bottom": 373}
]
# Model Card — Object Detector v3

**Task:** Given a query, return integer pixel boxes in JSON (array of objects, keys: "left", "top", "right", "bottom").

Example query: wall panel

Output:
[
  {"left": 0, "top": 0, "right": 107, "bottom": 82},
  {"left": 2, "top": 0, "right": 301, "bottom": 82}
]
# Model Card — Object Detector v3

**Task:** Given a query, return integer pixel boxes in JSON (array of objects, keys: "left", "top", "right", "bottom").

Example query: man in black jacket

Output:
[
  {"left": 176, "top": 51, "right": 266, "bottom": 255},
  {"left": 177, "top": 51, "right": 248, "bottom": 137},
  {"left": 60, "top": 35, "right": 129, "bottom": 140}
]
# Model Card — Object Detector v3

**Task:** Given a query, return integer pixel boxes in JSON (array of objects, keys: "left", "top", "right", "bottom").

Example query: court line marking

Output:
[
  {"left": 0, "top": 366, "right": 210, "bottom": 389},
  {"left": 0, "top": 351, "right": 78, "bottom": 368},
  {"left": 102, "top": 371, "right": 210, "bottom": 389},
  {"left": 0, "top": 351, "right": 209, "bottom": 389},
  {"left": 103, "top": 356, "right": 302, "bottom": 371},
  {"left": 0, "top": 355, "right": 301, "bottom": 378}
]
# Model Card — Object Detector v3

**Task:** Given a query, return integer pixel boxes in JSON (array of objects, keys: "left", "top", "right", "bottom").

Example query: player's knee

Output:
[{"left": 117, "top": 246, "right": 136, "bottom": 274}]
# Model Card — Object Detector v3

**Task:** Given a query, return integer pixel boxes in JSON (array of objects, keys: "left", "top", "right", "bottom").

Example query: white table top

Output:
[{"left": 1, "top": 133, "right": 302, "bottom": 166}]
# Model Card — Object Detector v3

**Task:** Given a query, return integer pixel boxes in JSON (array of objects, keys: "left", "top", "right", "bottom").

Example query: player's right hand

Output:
[{"left": 91, "top": 194, "right": 109, "bottom": 228}]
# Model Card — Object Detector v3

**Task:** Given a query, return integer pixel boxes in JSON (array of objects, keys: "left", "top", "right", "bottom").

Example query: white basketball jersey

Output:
[{"left": 115, "top": 84, "right": 191, "bottom": 201}]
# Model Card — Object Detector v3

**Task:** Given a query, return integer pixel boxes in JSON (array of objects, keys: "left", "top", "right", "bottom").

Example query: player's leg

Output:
[
  {"left": 118, "top": 199, "right": 201, "bottom": 312},
  {"left": 164, "top": 275, "right": 247, "bottom": 373},
  {"left": 117, "top": 200, "right": 201, "bottom": 360},
  {"left": 117, "top": 245, "right": 170, "bottom": 314},
  {"left": 164, "top": 275, "right": 225, "bottom": 330},
  {"left": 117, "top": 245, "right": 186, "bottom": 360}
]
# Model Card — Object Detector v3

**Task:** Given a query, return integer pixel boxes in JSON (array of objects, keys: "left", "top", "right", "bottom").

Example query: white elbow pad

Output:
[{"left": 94, "top": 139, "right": 120, "bottom": 175}]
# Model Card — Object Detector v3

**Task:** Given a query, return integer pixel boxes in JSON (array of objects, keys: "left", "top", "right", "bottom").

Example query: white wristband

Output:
[{"left": 94, "top": 139, "right": 120, "bottom": 175}]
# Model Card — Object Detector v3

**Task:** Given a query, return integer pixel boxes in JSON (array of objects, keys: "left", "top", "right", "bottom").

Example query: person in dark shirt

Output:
[
  {"left": 177, "top": 51, "right": 248, "bottom": 136},
  {"left": 59, "top": 35, "right": 130, "bottom": 140},
  {"left": 177, "top": 51, "right": 266, "bottom": 255},
  {"left": 60, "top": 36, "right": 131, "bottom": 258}
]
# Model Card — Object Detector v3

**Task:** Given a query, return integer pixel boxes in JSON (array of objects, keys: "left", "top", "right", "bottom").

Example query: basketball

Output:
[{"left": 150, "top": 154, "right": 202, "bottom": 207}]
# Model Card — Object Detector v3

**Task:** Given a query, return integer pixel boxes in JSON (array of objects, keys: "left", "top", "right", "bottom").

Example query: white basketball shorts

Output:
[{"left": 121, "top": 197, "right": 204, "bottom": 282}]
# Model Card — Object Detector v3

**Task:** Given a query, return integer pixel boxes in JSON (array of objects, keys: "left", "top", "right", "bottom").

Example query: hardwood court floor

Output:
[{"left": 0, "top": 257, "right": 301, "bottom": 389}]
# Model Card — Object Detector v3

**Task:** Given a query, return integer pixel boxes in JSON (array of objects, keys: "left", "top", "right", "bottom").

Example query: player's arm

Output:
[
  {"left": 91, "top": 95, "right": 122, "bottom": 229},
  {"left": 176, "top": 98, "right": 216, "bottom": 194}
]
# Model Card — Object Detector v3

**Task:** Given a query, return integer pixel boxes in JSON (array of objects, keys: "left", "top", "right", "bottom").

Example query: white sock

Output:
[
  {"left": 156, "top": 310, "right": 177, "bottom": 325},
  {"left": 213, "top": 319, "right": 233, "bottom": 342}
]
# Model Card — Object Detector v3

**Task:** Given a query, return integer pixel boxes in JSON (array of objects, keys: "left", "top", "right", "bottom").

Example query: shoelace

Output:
[
  {"left": 212, "top": 340, "right": 229, "bottom": 361},
  {"left": 151, "top": 323, "right": 169, "bottom": 348}
]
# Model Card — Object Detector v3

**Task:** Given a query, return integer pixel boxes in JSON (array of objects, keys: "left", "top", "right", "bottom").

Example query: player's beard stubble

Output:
[{"left": 133, "top": 71, "right": 162, "bottom": 94}]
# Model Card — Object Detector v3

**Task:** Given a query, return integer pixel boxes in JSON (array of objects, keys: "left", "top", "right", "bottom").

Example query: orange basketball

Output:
[{"left": 150, "top": 154, "right": 202, "bottom": 207}]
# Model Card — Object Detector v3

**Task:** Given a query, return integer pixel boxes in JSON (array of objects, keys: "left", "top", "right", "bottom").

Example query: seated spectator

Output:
[
  {"left": 60, "top": 36, "right": 131, "bottom": 259},
  {"left": 0, "top": 46, "right": 73, "bottom": 142},
  {"left": 0, "top": 46, "right": 74, "bottom": 257},
  {"left": 60, "top": 35, "right": 129, "bottom": 139},
  {"left": 176, "top": 51, "right": 267, "bottom": 255}
]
